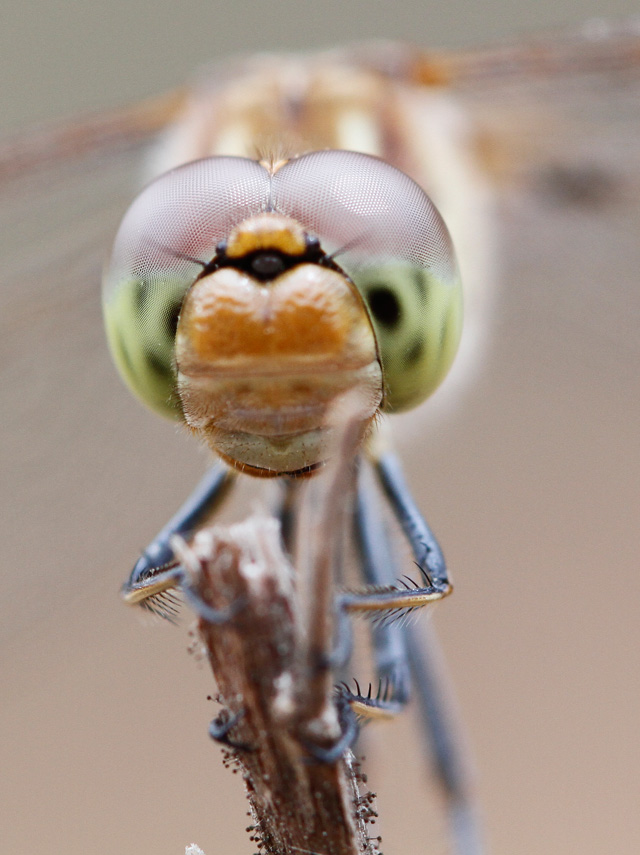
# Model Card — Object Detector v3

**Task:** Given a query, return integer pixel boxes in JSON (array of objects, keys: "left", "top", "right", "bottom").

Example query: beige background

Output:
[{"left": 1, "top": 2, "right": 639, "bottom": 855}]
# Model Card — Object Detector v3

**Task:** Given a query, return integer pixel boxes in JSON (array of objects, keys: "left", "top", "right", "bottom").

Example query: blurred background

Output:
[{"left": 1, "top": 2, "right": 638, "bottom": 854}]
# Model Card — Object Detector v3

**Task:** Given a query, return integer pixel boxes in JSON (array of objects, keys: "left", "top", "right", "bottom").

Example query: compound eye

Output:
[
  {"left": 354, "top": 262, "right": 462, "bottom": 411},
  {"left": 103, "top": 157, "right": 270, "bottom": 417},
  {"left": 271, "top": 151, "right": 462, "bottom": 411}
]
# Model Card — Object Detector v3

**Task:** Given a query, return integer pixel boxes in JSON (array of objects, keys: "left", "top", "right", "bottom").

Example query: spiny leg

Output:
[
  {"left": 208, "top": 709, "right": 252, "bottom": 752},
  {"left": 339, "top": 452, "right": 452, "bottom": 626},
  {"left": 351, "top": 461, "right": 412, "bottom": 708},
  {"left": 334, "top": 453, "right": 451, "bottom": 720},
  {"left": 372, "top": 449, "right": 448, "bottom": 589},
  {"left": 337, "top": 443, "right": 453, "bottom": 633},
  {"left": 122, "top": 462, "right": 238, "bottom": 622},
  {"left": 352, "top": 451, "right": 485, "bottom": 855}
]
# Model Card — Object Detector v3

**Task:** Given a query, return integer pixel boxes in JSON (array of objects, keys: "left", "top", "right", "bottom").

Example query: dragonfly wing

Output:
[
  {"left": 0, "top": 95, "right": 186, "bottom": 640},
  {"left": 451, "top": 28, "right": 640, "bottom": 369},
  {"left": 0, "top": 91, "right": 183, "bottom": 291},
  {"left": 0, "top": 92, "right": 187, "bottom": 407},
  {"left": 344, "top": 20, "right": 640, "bottom": 201}
]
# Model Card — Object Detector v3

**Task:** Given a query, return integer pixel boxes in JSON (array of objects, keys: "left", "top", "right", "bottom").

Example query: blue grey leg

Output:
[
  {"left": 404, "top": 621, "right": 485, "bottom": 855},
  {"left": 353, "top": 462, "right": 412, "bottom": 705},
  {"left": 359, "top": 452, "right": 485, "bottom": 855},
  {"left": 122, "top": 463, "right": 237, "bottom": 622},
  {"left": 372, "top": 451, "right": 448, "bottom": 588}
]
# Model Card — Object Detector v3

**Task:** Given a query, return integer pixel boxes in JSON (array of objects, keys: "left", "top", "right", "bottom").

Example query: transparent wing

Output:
[
  {"left": 445, "top": 21, "right": 640, "bottom": 385},
  {"left": 350, "top": 19, "right": 640, "bottom": 200},
  {"left": 438, "top": 19, "right": 640, "bottom": 364},
  {"left": 0, "top": 92, "right": 186, "bottom": 639},
  {"left": 0, "top": 90, "right": 184, "bottom": 290}
]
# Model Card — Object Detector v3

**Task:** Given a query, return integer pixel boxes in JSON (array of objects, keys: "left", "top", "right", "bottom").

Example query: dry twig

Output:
[{"left": 181, "top": 395, "right": 383, "bottom": 855}]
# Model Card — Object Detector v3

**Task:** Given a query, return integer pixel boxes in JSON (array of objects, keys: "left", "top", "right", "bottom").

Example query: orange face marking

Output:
[
  {"left": 179, "top": 264, "right": 373, "bottom": 368},
  {"left": 224, "top": 213, "right": 308, "bottom": 258}
]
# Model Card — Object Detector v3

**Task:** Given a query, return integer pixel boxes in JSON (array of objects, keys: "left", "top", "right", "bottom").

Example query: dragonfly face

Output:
[{"left": 103, "top": 149, "right": 462, "bottom": 474}]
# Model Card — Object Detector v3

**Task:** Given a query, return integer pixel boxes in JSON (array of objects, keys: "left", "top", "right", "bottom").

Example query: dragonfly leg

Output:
[
  {"left": 334, "top": 462, "right": 419, "bottom": 721},
  {"left": 122, "top": 463, "right": 238, "bottom": 623},
  {"left": 405, "top": 620, "right": 485, "bottom": 855},
  {"left": 372, "top": 450, "right": 449, "bottom": 590},
  {"left": 208, "top": 683, "right": 360, "bottom": 763},
  {"left": 299, "top": 689, "right": 360, "bottom": 765},
  {"left": 338, "top": 449, "right": 453, "bottom": 641},
  {"left": 272, "top": 476, "right": 303, "bottom": 556},
  {"left": 208, "top": 709, "right": 252, "bottom": 751},
  {"left": 350, "top": 463, "right": 412, "bottom": 704},
  {"left": 349, "top": 455, "right": 485, "bottom": 855}
]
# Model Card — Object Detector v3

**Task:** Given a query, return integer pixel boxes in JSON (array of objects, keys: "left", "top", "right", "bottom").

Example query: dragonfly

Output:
[{"left": 1, "top": 20, "right": 639, "bottom": 855}]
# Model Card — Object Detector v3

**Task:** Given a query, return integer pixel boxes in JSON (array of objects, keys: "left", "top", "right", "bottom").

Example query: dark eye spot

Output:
[
  {"left": 367, "top": 286, "right": 401, "bottom": 328},
  {"left": 146, "top": 351, "right": 170, "bottom": 380},
  {"left": 166, "top": 303, "right": 181, "bottom": 340}
]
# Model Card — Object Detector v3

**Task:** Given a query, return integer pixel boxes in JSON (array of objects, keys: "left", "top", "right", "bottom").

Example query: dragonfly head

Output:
[{"left": 103, "top": 151, "right": 462, "bottom": 476}]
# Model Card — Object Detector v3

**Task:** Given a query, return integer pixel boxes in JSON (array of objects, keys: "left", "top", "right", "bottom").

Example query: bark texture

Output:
[{"left": 191, "top": 516, "right": 380, "bottom": 855}]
